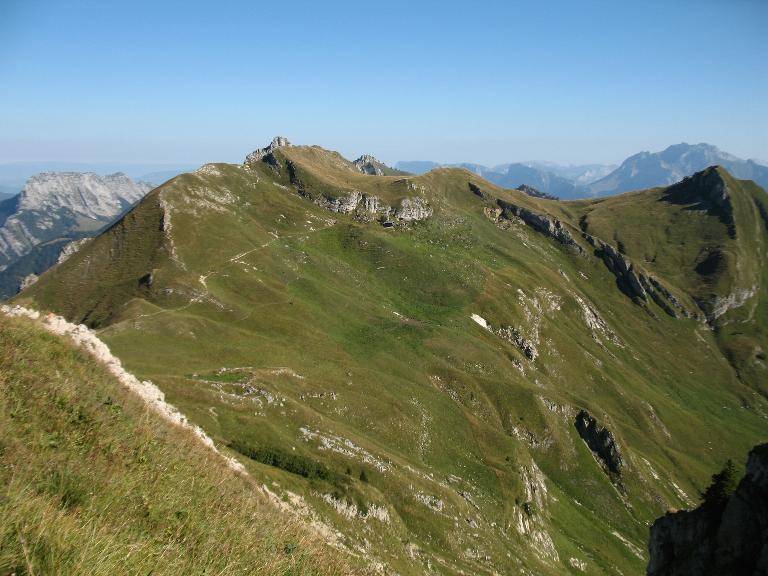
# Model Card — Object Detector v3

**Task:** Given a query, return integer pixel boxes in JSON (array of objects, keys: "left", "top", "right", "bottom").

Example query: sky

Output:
[{"left": 0, "top": 0, "right": 766, "bottom": 167}]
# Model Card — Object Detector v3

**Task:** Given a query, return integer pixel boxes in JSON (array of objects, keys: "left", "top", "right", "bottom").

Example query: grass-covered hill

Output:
[
  {"left": 14, "top": 139, "right": 768, "bottom": 574},
  {"left": 0, "top": 312, "right": 356, "bottom": 575}
]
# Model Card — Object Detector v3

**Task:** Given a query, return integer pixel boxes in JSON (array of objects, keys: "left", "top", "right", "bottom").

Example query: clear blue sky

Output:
[{"left": 1, "top": 0, "right": 766, "bottom": 166}]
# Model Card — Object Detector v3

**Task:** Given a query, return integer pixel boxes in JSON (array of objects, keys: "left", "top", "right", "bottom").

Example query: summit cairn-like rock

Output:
[
  {"left": 353, "top": 154, "right": 385, "bottom": 176},
  {"left": 244, "top": 136, "right": 292, "bottom": 165}
]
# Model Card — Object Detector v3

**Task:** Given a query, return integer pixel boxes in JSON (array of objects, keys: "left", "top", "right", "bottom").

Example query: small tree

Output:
[
  {"left": 359, "top": 468, "right": 368, "bottom": 483},
  {"left": 700, "top": 459, "right": 737, "bottom": 507}
]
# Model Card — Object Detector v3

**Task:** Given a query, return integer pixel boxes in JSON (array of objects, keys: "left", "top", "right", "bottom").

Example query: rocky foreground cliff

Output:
[{"left": 648, "top": 443, "right": 768, "bottom": 576}]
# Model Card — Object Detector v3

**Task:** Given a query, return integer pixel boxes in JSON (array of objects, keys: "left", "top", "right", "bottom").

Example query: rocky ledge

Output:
[
  {"left": 661, "top": 167, "right": 735, "bottom": 239},
  {"left": 648, "top": 443, "right": 768, "bottom": 576},
  {"left": 516, "top": 184, "right": 559, "bottom": 201},
  {"left": 575, "top": 410, "right": 623, "bottom": 475},
  {"left": 244, "top": 136, "right": 291, "bottom": 166},
  {"left": 582, "top": 234, "right": 693, "bottom": 319},
  {"left": 495, "top": 199, "right": 585, "bottom": 255},
  {"left": 353, "top": 154, "right": 385, "bottom": 176},
  {"left": 306, "top": 188, "right": 432, "bottom": 225}
]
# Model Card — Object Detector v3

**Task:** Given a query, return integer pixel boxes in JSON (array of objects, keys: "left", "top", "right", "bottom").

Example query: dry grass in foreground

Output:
[{"left": 0, "top": 314, "right": 357, "bottom": 576}]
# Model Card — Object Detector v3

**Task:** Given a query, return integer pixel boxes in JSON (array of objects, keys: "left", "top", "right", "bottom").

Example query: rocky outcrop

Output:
[
  {"left": 697, "top": 286, "right": 757, "bottom": 323},
  {"left": 648, "top": 443, "right": 768, "bottom": 576},
  {"left": 394, "top": 197, "right": 432, "bottom": 221},
  {"left": 575, "top": 410, "right": 623, "bottom": 475},
  {"left": 296, "top": 186, "right": 431, "bottom": 226},
  {"left": 468, "top": 182, "right": 488, "bottom": 199},
  {"left": 496, "top": 199, "right": 585, "bottom": 255},
  {"left": 244, "top": 136, "right": 291, "bottom": 166},
  {"left": 352, "top": 155, "right": 409, "bottom": 176},
  {"left": 583, "top": 234, "right": 692, "bottom": 318},
  {"left": 661, "top": 167, "right": 735, "bottom": 238},
  {"left": 56, "top": 238, "right": 90, "bottom": 265},
  {"left": 497, "top": 326, "right": 538, "bottom": 360},
  {"left": 19, "top": 273, "right": 38, "bottom": 291},
  {"left": 516, "top": 184, "right": 559, "bottom": 201},
  {"left": 353, "top": 154, "right": 385, "bottom": 176}
]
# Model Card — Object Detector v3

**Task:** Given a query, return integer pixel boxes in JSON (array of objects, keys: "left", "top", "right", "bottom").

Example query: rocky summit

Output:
[{"left": 11, "top": 138, "right": 768, "bottom": 575}]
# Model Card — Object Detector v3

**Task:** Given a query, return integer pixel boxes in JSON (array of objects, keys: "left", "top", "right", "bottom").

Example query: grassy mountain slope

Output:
[
  {"left": 0, "top": 313, "right": 354, "bottom": 575},
  {"left": 571, "top": 166, "right": 768, "bottom": 394},
  {"left": 16, "top": 143, "right": 768, "bottom": 575}
]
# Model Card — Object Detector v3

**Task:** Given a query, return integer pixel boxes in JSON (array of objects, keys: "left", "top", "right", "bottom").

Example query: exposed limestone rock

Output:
[
  {"left": 416, "top": 493, "right": 445, "bottom": 513},
  {"left": 394, "top": 197, "right": 432, "bottom": 221},
  {"left": 281, "top": 154, "right": 430, "bottom": 224},
  {"left": 516, "top": 184, "right": 559, "bottom": 201},
  {"left": 571, "top": 293, "right": 622, "bottom": 346},
  {"left": 699, "top": 285, "right": 757, "bottom": 323},
  {"left": 317, "top": 492, "right": 390, "bottom": 523},
  {"left": 353, "top": 154, "right": 385, "bottom": 176},
  {"left": 300, "top": 426, "right": 391, "bottom": 473},
  {"left": 56, "top": 238, "right": 90, "bottom": 264},
  {"left": 297, "top": 186, "right": 430, "bottom": 225},
  {"left": 514, "top": 462, "right": 559, "bottom": 564},
  {"left": 317, "top": 190, "right": 365, "bottom": 214},
  {"left": 497, "top": 326, "right": 538, "bottom": 360},
  {"left": 583, "top": 233, "right": 693, "bottom": 318},
  {"left": 470, "top": 289, "right": 561, "bottom": 363},
  {"left": 196, "top": 163, "right": 224, "bottom": 177},
  {"left": 584, "top": 234, "right": 645, "bottom": 301},
  {"left": 648, "top": 443, "right": 768, "bottom": 576},
  {"left": 575, "top": 409, "right": 623, "bottom": 475},
  {"left": 569, "top": 557, "right": 587, "bottom": 572},
  {"left": 496, "top": 199, "right": 585, "bottom": 255},
  {"left": 243, "top": 136, "right": 291, "bottom": 166},
  {"left": 19, "top": 273, "right": 38, "bottom": 291}
]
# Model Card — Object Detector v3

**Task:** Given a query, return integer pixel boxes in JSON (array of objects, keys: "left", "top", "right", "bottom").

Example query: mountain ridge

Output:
[
  {"left": 13, "top": 138, "right": 768, "bottom": 575},
  {"left": 397, "top": 143, "right": 768, "bottom": 200}
]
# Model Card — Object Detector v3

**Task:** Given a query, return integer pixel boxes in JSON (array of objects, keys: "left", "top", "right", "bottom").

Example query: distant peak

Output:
[
  {"left": 355, "top": 154, "right": 379, "bottom": 165},
  {"left": 244, "top": 136, "right": 292, "bottom": 165},
  {"left": 353, "top": 154, "right": 391, "bottom": 176},
  {"left": 270, "top": 135, "right": 291, "bottom": 148},
  {"left": 663, "top": 166, "right": 734, "bottom": 237},
  {"left": 516, "top": 184, "right": 559, "bottom": 200}
]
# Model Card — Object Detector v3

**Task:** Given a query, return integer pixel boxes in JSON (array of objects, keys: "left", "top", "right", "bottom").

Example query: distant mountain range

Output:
[
  {"left": 0, "top": 161, "right": 193, "bottom": 196},
  {"left": 397, "top": 143, "right": 768, "bottom": 199},
  {"left": 396, "top": 160, "right": 600, "bottom": 199},
  {"left": 0, "top": 172, "right": 153, "bottom": 298},
  {"left": 586, "top": 143, "right": 768, "bottom": 195}
]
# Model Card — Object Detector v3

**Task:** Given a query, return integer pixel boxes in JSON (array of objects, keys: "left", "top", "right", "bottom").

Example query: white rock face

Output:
[
  {"left": 353, "top": 154, "right": 385, "bottom": 176},
  {"left": 18, "top": 172, "right": 150, "bottom": 219},
  {"left": 0, "top": 172, "right": 152, "bottom": 267},
  {"left": 56, "top": 238, "right": 91, "bottom": 265}
]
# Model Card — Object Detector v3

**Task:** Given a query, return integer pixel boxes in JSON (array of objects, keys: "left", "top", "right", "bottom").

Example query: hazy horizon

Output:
[{"left": 1, "top": 0, "right": 766, "bottom": 167}]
